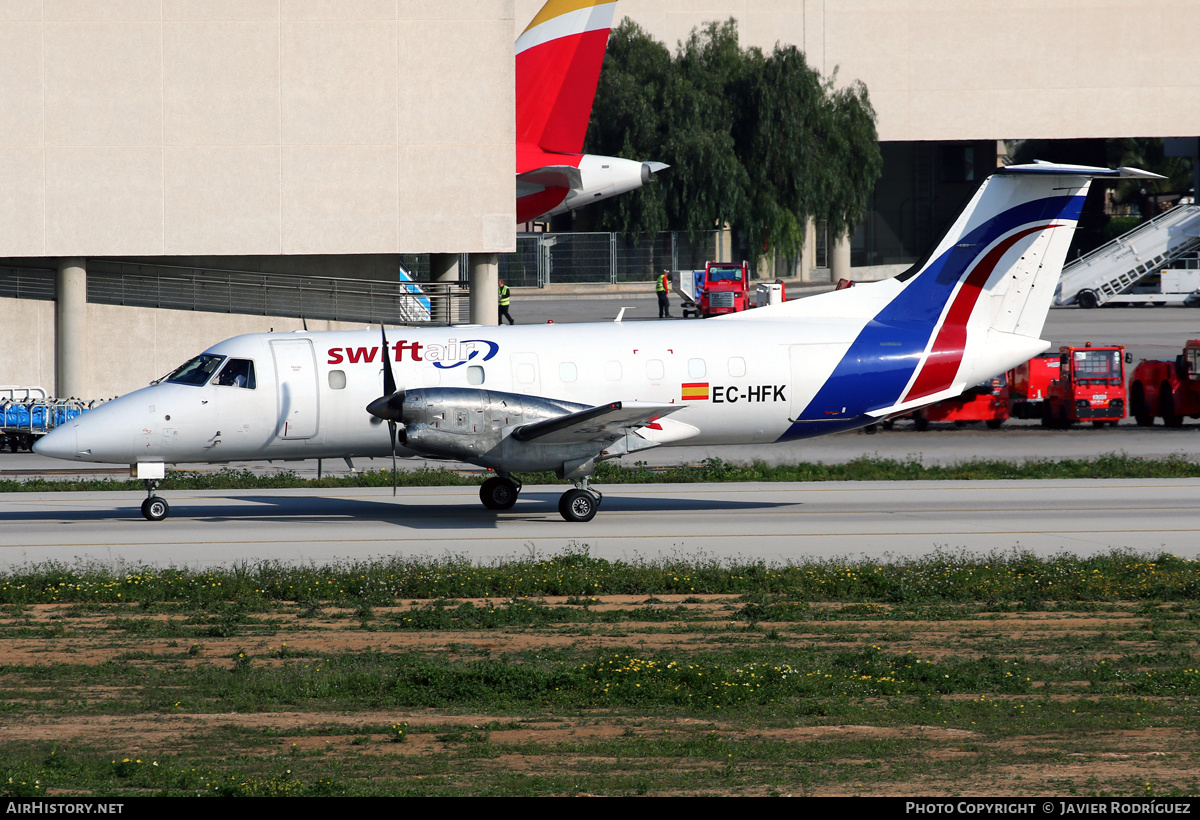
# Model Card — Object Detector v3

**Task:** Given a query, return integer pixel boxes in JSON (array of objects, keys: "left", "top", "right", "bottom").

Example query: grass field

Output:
[
  {"left": 7, "top": 453, "right": 1200, "bottom": 494},
  {"left": 2, "top": 548, "right": 1198, "bottom": 797}
]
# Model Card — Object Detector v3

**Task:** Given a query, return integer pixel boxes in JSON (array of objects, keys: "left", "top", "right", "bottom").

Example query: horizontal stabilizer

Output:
[
  {"left": 513, "top": 401, "right": 683, "bottom": 444},
  {"left": 516, "top": 164, "right": 584, "bottom": 193},
  {"left": 999, "top": 161, "right": 1164, "bottom": 179}
]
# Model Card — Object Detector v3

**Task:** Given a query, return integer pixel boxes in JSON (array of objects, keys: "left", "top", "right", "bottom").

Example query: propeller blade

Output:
[
  {"left": 380, "top": 324, "right": 396, "bottom": 398},
  {"left": 375, "top": 324, "right": 401, "bottom": 495},
  {"left": 367, "top": 324, "right": 405, "bottom": 420},
  {"left": 389, "top": 420, "right": 398, "bottom": 496}
]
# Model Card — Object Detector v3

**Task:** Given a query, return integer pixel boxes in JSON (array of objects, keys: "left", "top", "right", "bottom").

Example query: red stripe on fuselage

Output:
[{"left": 903, "top": 225, "right": 1056, "bottom": 402}]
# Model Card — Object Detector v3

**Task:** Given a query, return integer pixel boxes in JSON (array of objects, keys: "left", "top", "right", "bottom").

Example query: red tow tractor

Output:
[
  {"left": 1128, "top": 340, "right": 1200, "bottom": 426},
  {"left": 698, "top": 261, "right": 751, "bottom": 316},
  {"left": 1040, "top": 344, "right": 1128, "bottom": 428},
  {"left": 675, "top": 261, "right": 786, "bottom": 318}
]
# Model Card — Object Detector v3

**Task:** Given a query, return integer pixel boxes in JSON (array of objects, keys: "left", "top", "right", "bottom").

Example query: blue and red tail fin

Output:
[
  {"left": 516, "top": 0, "right": 616, "bottom": 155},
  {"left": 772, "top": 163, "right": 1161, "bottom": 439}
]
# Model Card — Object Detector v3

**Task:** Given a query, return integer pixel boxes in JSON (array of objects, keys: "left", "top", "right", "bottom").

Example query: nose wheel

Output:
[{"left": 141, "top": 481, "right": 170, "bottom": 521}]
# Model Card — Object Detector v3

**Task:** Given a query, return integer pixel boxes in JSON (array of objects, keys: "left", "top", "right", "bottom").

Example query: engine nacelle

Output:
[
  {"left": 547, "top": 155, "right": 668, "bottom": 217},
  {"left": 398, "top": 387, "right": 602, "bottom": 472}
]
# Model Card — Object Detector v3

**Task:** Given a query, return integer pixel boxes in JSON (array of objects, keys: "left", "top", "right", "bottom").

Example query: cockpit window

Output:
[
  {"left": 214, "top": 358, "right": 256, "bottom": 389},
  {"left": 707, "top": 265, "right": 744, "bottom": 282},
  {"left": 1073, "top": 349, "right": 1121, "bottom": 378},
  {"left": 166, "top": 354, "right": 225, "bottom": 386}
]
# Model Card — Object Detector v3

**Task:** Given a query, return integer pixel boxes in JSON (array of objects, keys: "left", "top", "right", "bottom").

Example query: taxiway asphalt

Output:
[{"left": 3, "top": 479, "right": 1197, "bottom": 570}]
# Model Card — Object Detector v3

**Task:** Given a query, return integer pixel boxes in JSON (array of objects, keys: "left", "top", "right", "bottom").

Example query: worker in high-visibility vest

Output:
[
  {"left": 498, "top": 279, "right": 514, "bottom": 325},
  {"left": 656, "top": 270, "right": 672, "bottom": 318}
]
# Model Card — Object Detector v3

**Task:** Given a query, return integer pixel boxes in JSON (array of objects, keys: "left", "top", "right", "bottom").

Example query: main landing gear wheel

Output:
[
  {"left": 480, "top": 476, "right": 520, "bottom": 510},
  {"left": 558, "top": 489, "right": 600, "bottom": 522},
  {"left": 141, "top": 496, "right": 169, "bottom": 521}
]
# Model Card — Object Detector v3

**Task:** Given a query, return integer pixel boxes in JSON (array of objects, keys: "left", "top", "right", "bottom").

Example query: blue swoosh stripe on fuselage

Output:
[{"left": 776, "top": 194, "right": 1084, "bottom": 442}]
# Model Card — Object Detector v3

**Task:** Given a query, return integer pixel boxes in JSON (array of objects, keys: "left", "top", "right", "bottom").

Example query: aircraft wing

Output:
[
  {"left": 512, "top": 401, "right": 683, "bottom": 445},
  {"left": 516, "top": 165, "right": 584, "bottom": 193}
]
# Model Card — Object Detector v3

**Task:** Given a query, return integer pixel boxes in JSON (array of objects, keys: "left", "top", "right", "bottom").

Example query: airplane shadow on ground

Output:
[
  {"left": 198, "top": 491, "right": 789, "bottom": 529},
  {"left": 4, "top": 491, "right": 790, "bottom": 529}
]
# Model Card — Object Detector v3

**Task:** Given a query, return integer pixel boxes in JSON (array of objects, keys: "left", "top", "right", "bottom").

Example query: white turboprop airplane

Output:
[{"left": 34, "top": 163, "right": 1157, "bottom": 523}]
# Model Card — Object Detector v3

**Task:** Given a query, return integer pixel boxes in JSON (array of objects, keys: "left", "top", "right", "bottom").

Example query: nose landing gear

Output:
[{"left": 140, "top": 480, "right": 170, "bottom": 521}]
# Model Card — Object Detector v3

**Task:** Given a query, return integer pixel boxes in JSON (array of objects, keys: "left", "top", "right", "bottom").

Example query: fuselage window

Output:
[
  {"left": 688, "top": 358, "right": 706, "bottom": 379},
  {"left": 214, "top": 358, "right": 256, "bottom": 389},
  {"left": 166, "top": 354, "right": 224, "bottom": 386},
  {"left": 328, "top": 369, "right": 347, "bottom": 390},
  {"left": 646, "top": 359, "right": 664, "bottom": 381},
  {"left": 605, "top": 361, "right": 622, "bottom": 381},
  {"left": 559, "top": 362, "right": 577, "bottom": 382},
  {"left": 467, "top": 365, "right": 485, "bottom": 385},
  {"left": 728, "top": 357, "right": 747, "bottom": 377}
]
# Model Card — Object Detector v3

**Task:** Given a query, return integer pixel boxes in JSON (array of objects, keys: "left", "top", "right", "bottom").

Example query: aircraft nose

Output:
[{"left": 32, "top": 424, "right": 79, "bottom": 461}]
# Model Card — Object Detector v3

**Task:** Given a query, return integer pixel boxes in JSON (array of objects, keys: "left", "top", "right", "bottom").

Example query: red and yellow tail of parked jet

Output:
[{"left": 516, "top": 0, "right": 667, "bottom": 223}]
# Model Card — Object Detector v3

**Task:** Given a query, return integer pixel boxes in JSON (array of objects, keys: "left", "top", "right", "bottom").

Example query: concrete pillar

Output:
[
  {"left": 830, "top": 233, "right": 852, "bottom": 284},
  {"left": 430, "top": 253, "right": 458, "bottom": 282},
  {"left": 717, "top": 222, "right": 733, "bottom": 262},
  {"left": 429, "top": 253, "right": 458, "bottom": 324},
  {"left": 801, "top": 219, "right": 817, "bottom": 283},
  {"left": 468, "top": 252, "right": 499, "bottom": 326},
  {"left": 55, "top": 258, "right": 87, "bottom": 399}
]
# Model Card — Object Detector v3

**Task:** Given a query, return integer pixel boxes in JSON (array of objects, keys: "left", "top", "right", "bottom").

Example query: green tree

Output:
[
  {"left": 1107, "top": 138, "right": 1194, "bottom": 215},
  {"left": 584, "top": 19, "right": 882, "bottom": 264}
]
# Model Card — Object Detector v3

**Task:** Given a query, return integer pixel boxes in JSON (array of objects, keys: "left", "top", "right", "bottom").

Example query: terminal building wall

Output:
[
  {"left": 0, "top": 1, "right": 516, "bottom": 260},
  {"left": 578, "top": 0, "right": 1200, "bottom": 143},
  {"left": 1, "top": 294, "right": 370, "bottom": 399}
]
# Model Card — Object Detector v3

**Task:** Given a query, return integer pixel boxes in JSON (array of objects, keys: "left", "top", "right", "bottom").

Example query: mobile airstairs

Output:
[{"left": 1055, "top": 204, "right": 1200, "bottom": 308}]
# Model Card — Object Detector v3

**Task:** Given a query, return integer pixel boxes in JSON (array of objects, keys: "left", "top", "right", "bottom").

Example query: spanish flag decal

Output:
[{"left": 681, "top": 382, "right": 709, "bottom": 401}]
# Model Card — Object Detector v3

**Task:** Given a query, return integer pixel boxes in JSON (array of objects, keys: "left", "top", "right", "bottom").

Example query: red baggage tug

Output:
[{"left": 1042, "top": 344, "right": 1128, "bottom": 428}]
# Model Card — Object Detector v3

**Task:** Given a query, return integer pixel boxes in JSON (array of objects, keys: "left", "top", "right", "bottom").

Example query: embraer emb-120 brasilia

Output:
[{"left": 35, "top": 163, "right": 1159, "bottom": 522}]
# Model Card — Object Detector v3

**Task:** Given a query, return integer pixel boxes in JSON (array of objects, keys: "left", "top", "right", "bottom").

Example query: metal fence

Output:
[
  {"left": 2, "top": 229, "right": 723, "bottom": 324},
  {"left": 85, "top": 261, "right": 470, "bottom": 325},
  {"left": 500, "top": 230, "right": 720, "bottom": 287},
  {"left": 0, "top": 266, "right": 56, "bottom": 301}
]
